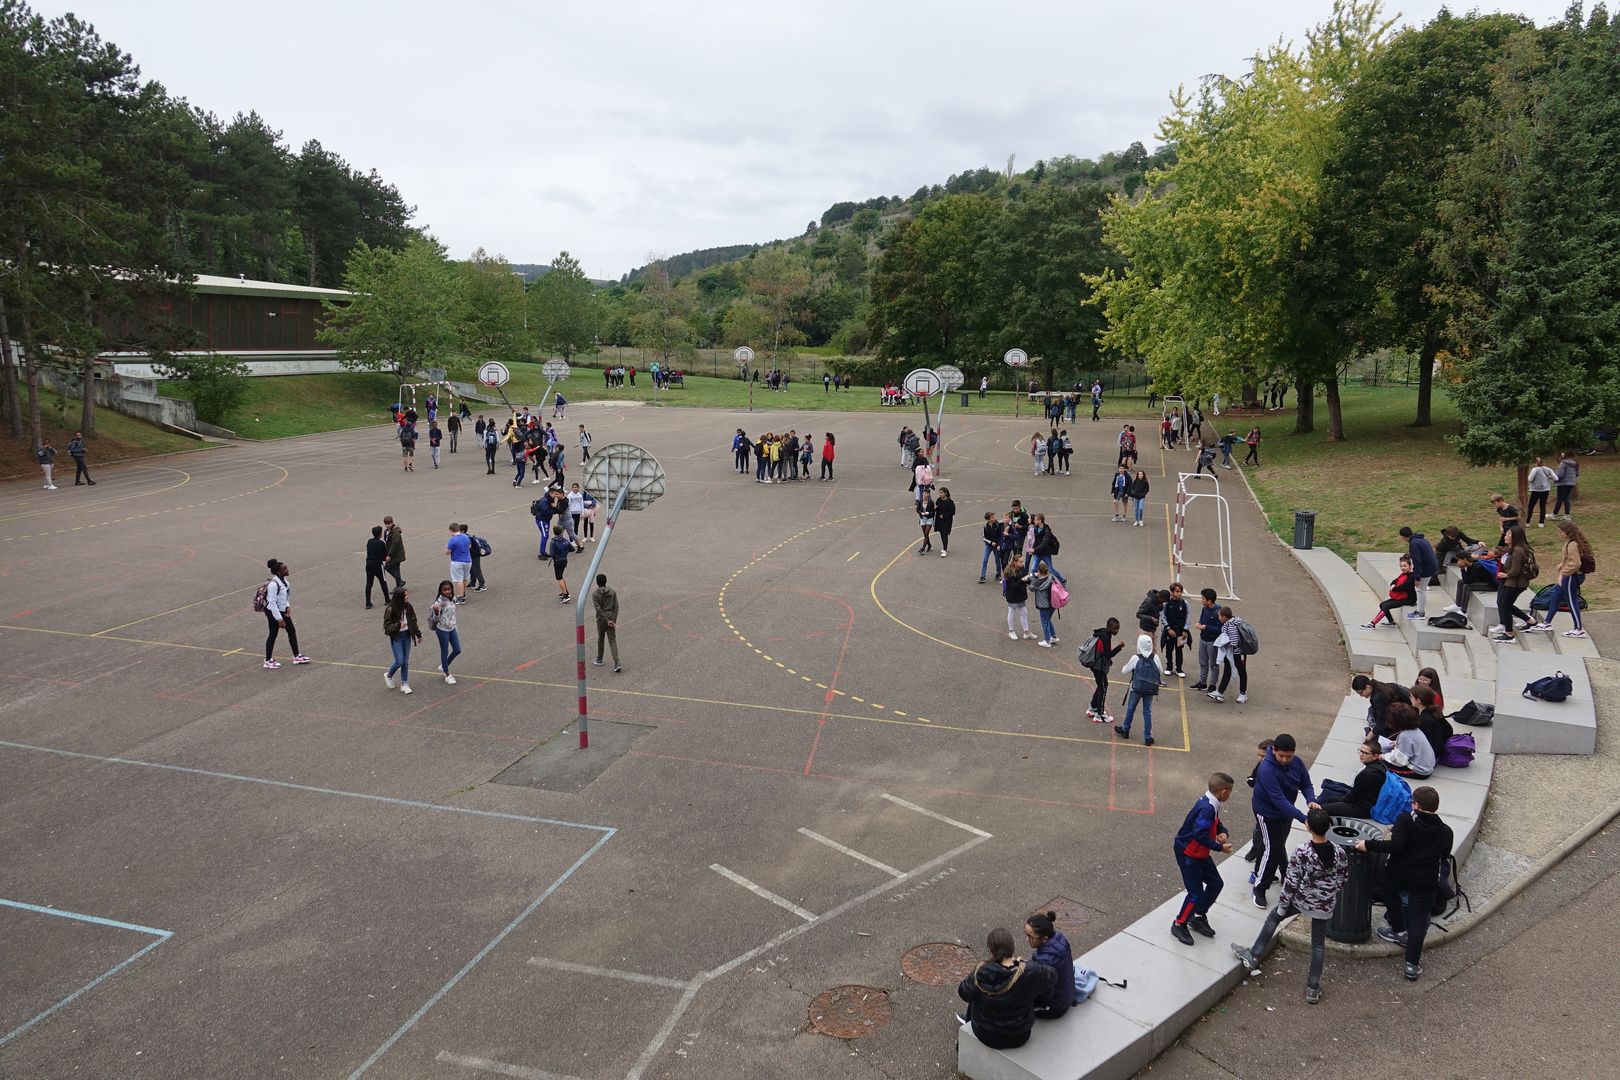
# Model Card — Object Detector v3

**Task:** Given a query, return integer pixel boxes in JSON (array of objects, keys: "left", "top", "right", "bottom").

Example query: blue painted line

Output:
[
  {"left": 0, "top": 898, "right": 171, "bottom": 939},
  {"left": 347, "top": 829, "right": 617, "bottom": 1079},
  {"left": 0, "top": 740, "right": 612, "bottom": 834},
  {"left": 0, "top": 925, "right": 170, "bottom": 1048}
]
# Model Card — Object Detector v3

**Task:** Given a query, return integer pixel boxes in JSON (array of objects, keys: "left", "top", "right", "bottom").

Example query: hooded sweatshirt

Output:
[
  {"left": 1120, "top": 634, "right": 1157, "bottom": 681},
  {"left": 956, "top": 958, "right": 1057, "bottom": 1049},
  {"left": 1365, "top": 809, "right": 1454, "bottom": 892},
  {"left": 1252, "top": 748, "right": 1316, "bottom": 823}
]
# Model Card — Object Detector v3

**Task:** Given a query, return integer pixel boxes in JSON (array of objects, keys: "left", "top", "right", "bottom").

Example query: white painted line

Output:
[
  {"left": 796, "top": 828, "right": 903, "bottom": 877},
  {"left": 526, "top": 956, "right": 690, "bottom": 990},
  {"left": 709, "top": 863, "right": 816, "bottom": 922},
  {"left": 880, "top": 793, "right": 992, "bottom": 838},
  {"left": 436, "top": 1050, "right": 582, "bottom": 1080}
]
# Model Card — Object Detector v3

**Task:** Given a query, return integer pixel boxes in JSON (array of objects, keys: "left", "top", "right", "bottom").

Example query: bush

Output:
[{"left": 154, "top": 352, "right": 251, "bottom": 424}]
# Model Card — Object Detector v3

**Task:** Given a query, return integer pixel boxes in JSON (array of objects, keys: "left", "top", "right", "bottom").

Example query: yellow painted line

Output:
[
  {"left": 90, "top": 550, "right": 353, "bottom": 636},
  {"left": 849, "top": 695, "right": 864, "bottom": 702},
  {"left": 221, "top": 647, "right": 243, "bottom": 657},
  {"left": 846, "top": 552, "right": 860, "bottom": 561}
]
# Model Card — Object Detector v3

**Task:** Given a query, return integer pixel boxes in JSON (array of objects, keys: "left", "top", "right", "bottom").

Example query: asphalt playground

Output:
[{"left": 0, "top": 395, "right": 1348, "bottom": 1079}]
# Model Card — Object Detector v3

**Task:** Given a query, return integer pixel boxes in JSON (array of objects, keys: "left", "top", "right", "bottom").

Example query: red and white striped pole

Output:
[
  {"left": 573, "top": 484, "right": 630, "bottom": 750},
  {"left": 1172, "top": 481, "right": 1187, "bottom": 584}
]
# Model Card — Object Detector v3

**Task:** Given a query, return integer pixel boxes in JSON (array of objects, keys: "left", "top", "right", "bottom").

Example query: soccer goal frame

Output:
[{"left": 1172, "top": 472, "right": 1239, "bottom": 600}]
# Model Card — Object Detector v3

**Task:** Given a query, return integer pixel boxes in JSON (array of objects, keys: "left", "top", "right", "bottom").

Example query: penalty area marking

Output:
[{"left": 709, "top": 864, "right": 816, "bottom": 922}]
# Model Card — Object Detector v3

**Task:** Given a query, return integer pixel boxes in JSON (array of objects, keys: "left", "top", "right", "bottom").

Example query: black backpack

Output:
[
  {"left": 1524, "top": 672, "right": 1574, "bottom": 702},
  {"left": 530, "top": 499, "right": 547, "bottom": 517},
  {"left": 1427, "top": 611, "right": 1469, "bottom": 629},
  {"left": 1449, "top": 701, "right": 1495, "bottom": 728}
]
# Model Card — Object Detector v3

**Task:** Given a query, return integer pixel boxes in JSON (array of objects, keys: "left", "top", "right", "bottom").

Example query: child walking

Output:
[
  {"left": 1169, "top": 773, "right": 1234, "bottom": 945},
  {"left": 1002, "top": 554, "right": 1034, "bottom": 641},
  {"left": 428, "top": 580, "right": 462, "bottom": 685},
  {"left": 1232, "top": 807, "right": 1349, "bottom": 1003},
  {"left": 1082, "top": 618, "right": 1123, "bottom": 723}
]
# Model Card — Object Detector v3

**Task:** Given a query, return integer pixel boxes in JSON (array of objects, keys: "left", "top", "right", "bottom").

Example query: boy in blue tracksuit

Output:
[
  {"left": 1251, "top": 733, "right": 1319, "bottom": 908},
  {"left": 1400, "top": 526, "right": 1440, "bottom": 615},
  {"left": 1170, "top": 773, "right": 1235, "bottom": 945}
]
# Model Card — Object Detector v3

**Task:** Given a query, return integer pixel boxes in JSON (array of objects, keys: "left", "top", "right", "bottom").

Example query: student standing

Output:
[
  {"left": 1115, "top": 635, "right": 1161, "bottom": 745},
  {"left": 1028, "top": 514, "right": 1065, "bottom": 583},
  {"left": 578, "top": 424, "right": 592, "bottom": 464},
  {"left": 1232, "top": 807, "right": 1349, "bottom": 1003},
  {"left": 446, "top": 522, "right": 472, "bottom": 602},
  {"left": 1161, "top": 582, "right": 1190, "bottom": 678},
  {"left": 35, "top": 439, "right": 57, "bottom": 489},
  {"left": 1111, "top": 466, "right": 1130, "bottom": 523},
  {"left": 1191, "top": 588, "right": 1222, "bottom": 690},
  {"left": 1400, "top": 526, "right": 1440, "bottom": 611},
  {"left": 1243, "top": 426, "right": 1261, "bottom": 466},
  {"left": 917, "top": 493, "right": 936, "bottom": 554},
  {"left": 67, "top": 432, "right": 95, "bottom": 485},
  {"left": 732, "top": 429, "right": 751, "bottom": 473},
  {"left": 1491, "top": 525, "right": 1536, "bottom": 641},
  {"left": 1169, "top": 772, "right": 1234, "bottom": 945},
  {"left": 591, "top": 573, "right": 621, "bottom": 672},
  {"left": 1530, "top": 519, "right": 1592, "bottom": 637},
  {"left": 428, "top": 580, "right": 462, "bottom": 684},
  {"left": 446, "top": 411, "right": 460, "bottom": 453},
  {"left": 382, "top": 516, "right": 406, "bottom": 588},
  {"left": 1552, "top": 452, "right": 1579, "bottom": 517},
  {"left": 819, "top": 433, "right": 835, "bottom": 480},
  {"left": 1083, "top": 618, "right": 1123, "bottom": 722},
  {"left": 459, "top": 523, "right": 486, "bottom": 592},
  {"left": 1209, "top": 606, "right": 1250, "bottom": 703},
  {"left": 979, "top": 512, "right": 1003, "bottom": 584},
  {"left": 261, "top": 559, "right": 309, "bottom": 669},
  {"left": 1358, "top": 786, "right": 1453, "bottom": 980},
  {"left": 550, "top": 530, "right": 573, "bottom": 603},
  {"left": 383, "top": 588, "right": 421, "bottom": 694},
  {"left": 1030, "top": 433, "right": 1046, "bottom": 476},
  {"left": 1527, "top": 457, "right": 1557, "bottom": 526},
  {"left": 399, "top": 422, "right": 416, "bottom": 471},
  {"left": 1129, "top": 470, "right": 1150, "bottom": 526},
  {"left": 1029, "top": 564, "right": 1057, "bottom": 647},
  {"left": 483, "top": 423, "right": 499, "bottom": 475},
  {"left": 1490, "top": 494, "right": 1521, "bottom": 544},
  {"left": 427, "top": 421, "right": 442, "bottom": 468},
  {"left": 364, "top": 526, "right": 391, "bottom": 609},
  {"left": 934, "top": 487, "right": 956, "bottom": 558},
  {"left": 1250, "top": 734, "right": 1319, "bottom": 910},
  {"left": 1002, "top": 554, "right": 1032, "bottom": 640}
]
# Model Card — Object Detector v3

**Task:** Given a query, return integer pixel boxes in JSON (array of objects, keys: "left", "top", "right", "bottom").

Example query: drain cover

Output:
[
  {"left": 808, "top": 985, "right": 891, "bottom": 1038},
  {"left": 901, "top": 942, "right": 978, "bottom": 986},
  {"left": 1037, "top": 895, "right": 1101, "bottom": 934}
]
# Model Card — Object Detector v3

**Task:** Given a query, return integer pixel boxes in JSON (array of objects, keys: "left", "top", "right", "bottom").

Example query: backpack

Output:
[
  {"left": 1431, "top": 853, "right": 1471, "bottom": 920},
  {"left": 1523, "top": 672, "right": 1574, "bottom": 702},
  {"left": 251, "top": 580, "right": 270, "bottom": 613},
  {"left": 1130, "top": 655, "right": 1161, "bottom": 696},
  {"left": 1580, "top": 551, "right": 1596, "bottom": 574},
  {"left": 1050, "top": 579, "right": 1070, "bottom": 612},
  {"left": 473, "top": 536, "right": 492, "bottom": 558},
  {"left": 35, "top": 447, "right": 50, "bottom": 463},
  {"left": 1523, "top": 546, "right": 1539, "bottom": 579},
  {"left": 485, "top": 429, "right": 497, "bottom": 448},
  {"left": 1369, "top": 770, "right": 1413, "bottom": 826},
  {"left": 1047, "top": 533, "right": 1061, "bottom": 555},
  {"left": 1437, "top": 733, "right": 1476, "bottom": 768},
  {"left": 1450, "top": 700, "right": 1494, "bottom": 728},
  {"left": 1531, "top": 583, "right": 1589, "bottom": 613},
  {"left": 1078, "top": 636, "right": 1101, "bottom": 669},
  {"left": 1427, "top": 611, "right": 1469, "bottom": 629},
  {"left": 1072, "top": 967, "right": 1100, "bottom": 1004},
  {"left": 1233, "top": 618, "right": 1259, "bottom": 655}
]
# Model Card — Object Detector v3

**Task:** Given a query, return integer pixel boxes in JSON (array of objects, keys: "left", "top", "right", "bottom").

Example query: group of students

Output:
[
  {"left": 1349, "top": 667, "right": 1457, "bottom": 781},
  {"left": 1026, "top": 430, "right": 1076, "bottom": 475},
  {"left": 731, "top": 429, "right": 835, "bottom": 482},
  {"left": 477, "top": 413, "right": 593, "bottom": 488},
  {"left": 1363, "top": 516, "right": 1594, "bottom": 642}
]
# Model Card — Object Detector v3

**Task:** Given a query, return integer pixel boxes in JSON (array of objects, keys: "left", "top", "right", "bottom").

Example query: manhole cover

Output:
[
  {"left": 1037, "top": 895, "right": 1100, "bottom": 935},
  {"left": 901, "top": 942, "right": 978, "bottom": 986},
  {"left": 808, "top": 985, "right": 891, "bottom": 1039}
]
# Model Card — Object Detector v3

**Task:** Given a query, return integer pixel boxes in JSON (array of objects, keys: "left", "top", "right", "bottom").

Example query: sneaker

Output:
[
  {"left": 1050, "top": 637, "right": 1060, "bottom": 643},
  {"left": 1490, "top": 631, "right": 1514, "bottom": 642},
  {"left": 1406, "top": 610, "right": 1426, "bottom": 619},
  {"left": 1143, "top": 737, "right": 1155, "bottom": 747},
  {"left": 1023, "top": 631, "right": 1038, "bottom": 640},
  {"left": 1037, "top": 640, "right": 1052, "bottom": 648},
  {"left": 1251, "top": 889, "right": 1267, "bottom": 909},
  {"left": 1305, "top": 985, "right": 1323, "bottom": 1005},
  {"left": 1529, "top": 622, "right": 1554, "bottom": 632},
  {"left": 1099, "top": 711, "right": 1115, "bottom": 723},
  {"left": 1170, "top": 921, "right": 1195, "bottom": 946},
  {"left": 474, "top": 585, "right": 487, "bottom": 592},
  {"left": 1444, "top": 604, "right": 1465, "bottom": 615},
  {"left": 1231, "top": 944, "right": 1260, "bottom": 974},
  {"left": 384, "top": 671, "right": 395, "bottom": 689},
  {"left": 940, "top": 550, "right": 947, "bottom": 558},
  {"left": 444, "top": 674, "right": 457, "bottom": 685},
  {"left": 1190, "top": 682, "right": 1208, "bottom": 691},
  {"left": 1176, "top": 670, "right": 1187, "bottom": 678},
  {"left": 978, "top": 576, "right": 987, "bottom": 584},
  {"left": 1564, "top": 629, "right": 1588, "bottom": 638},
  {"left": 613, "top": 665, "right": 622, "bottom": 673},
  {"left": 1009, "top": 632, "right": 1018, "bottom": 641},
  {"left": 592, "top": 658, "right": 604, "bottom": 667},
  {"left": 1487, "top": 624, "right": 1505, "bottom": 635},
  {"left": 263, "top": 659, "right": 281, "bottom": 669},
  {"left": 453, "top": 597, "right": 467, "bottom": 605},
  {"left": 1189, "top": 914, "right": 1214, "bottom": 937},
  {"left": 399, "top": 682, "right": 413, "bottom": 695},
  {"left": 1360, "top": 621, "right": 1380, "bottom": 629},
  {"left": 292, "top": 655, "right": 311, "bottom": 664},
  {"left": 1376, "top": 926, "right": 1408, "bottom": 946},
  {"left": 1207, "top": 691, "right": 1224, "bottom": 702},
  {"left": 1404, "top": 962, "right": 1423, "bottom": 981},
  {"left": 1236, "top": 692, "right": 1247, "bottom": 704},
  {"left": 559, "top": 593, "right": 571, "bottom": 603},
  {"left": 1247, "top": 869, "right": 1259, "bottom": 886},
  {"left": 1113, "top": 724, "right": 1130, "bottom": 738}
]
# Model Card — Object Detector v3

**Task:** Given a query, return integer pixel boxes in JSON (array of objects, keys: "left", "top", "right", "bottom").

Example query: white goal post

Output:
[{"left": 1172, "top": 472, "right": 1238, "bottom": 600}]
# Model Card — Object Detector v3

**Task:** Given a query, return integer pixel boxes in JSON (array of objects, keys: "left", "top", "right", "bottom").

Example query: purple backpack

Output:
[{"left": 1438, "top": 733, "right": 1476, "bottom": 769}]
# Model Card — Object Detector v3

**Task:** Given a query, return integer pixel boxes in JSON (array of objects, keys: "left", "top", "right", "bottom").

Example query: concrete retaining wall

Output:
[
  {"left": 38, "top": 366, "right": 201, "bottom": 432},
  {"left": 110, "top": 354, "right": 346, "bottom": 379}
]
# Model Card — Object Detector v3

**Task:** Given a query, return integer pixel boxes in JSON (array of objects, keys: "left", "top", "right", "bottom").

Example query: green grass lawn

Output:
[
  {"left": 161, "top": 372, "right": 402, "bottom": 439},
  {"left": 1241, "top": 386, "right": 1620, "bottom": 605},
  {"left": 0, "top": 389, "right": 207, "bottom": 480}
]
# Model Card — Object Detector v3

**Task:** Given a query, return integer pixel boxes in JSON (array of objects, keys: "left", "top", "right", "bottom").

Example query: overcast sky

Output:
[{"left": 65, "top": 0, "right": 1574, "bottom": 279}]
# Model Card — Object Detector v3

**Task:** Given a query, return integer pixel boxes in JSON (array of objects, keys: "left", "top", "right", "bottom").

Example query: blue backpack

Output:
[
  {"left": 1130, "top": 655, "right": 1161, "bottom": 696},
  {"left": 1370, "top": 770, "right": 1412, "bottom": 826}
]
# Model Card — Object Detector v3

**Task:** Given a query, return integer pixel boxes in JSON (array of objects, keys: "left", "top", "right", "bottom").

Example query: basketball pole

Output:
[{"left": 574, "top": 483, "right": 631, "bottom": 750}]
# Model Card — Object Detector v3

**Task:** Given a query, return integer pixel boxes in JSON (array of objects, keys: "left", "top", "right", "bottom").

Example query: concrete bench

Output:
[
  {"left": 1356, "top": 552, "right": 1471, "bottom": 652},
  {"left": 1292, "top": 548, "right": 1408, "bottom": 672},
  {"left": 1492, "top": 653, "right": 1596, "bottom": 755}
]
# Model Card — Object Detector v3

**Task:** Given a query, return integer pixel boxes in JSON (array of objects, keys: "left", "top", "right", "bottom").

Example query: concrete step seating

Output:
[
  {"left": 1355, "top": 552, "right": 1471, "bottom": 652},
  {"left": 1491, "top": 652, "right": 1597, "bottom": 755},
  {"left": 1290, "top": 547, "right": 1407, "bottom": 672},
  {"left": 958, "top": 692, "right": 1494, "bottom": 1080}
]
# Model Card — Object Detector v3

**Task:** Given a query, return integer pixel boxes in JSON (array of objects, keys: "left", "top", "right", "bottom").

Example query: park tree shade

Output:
[
  {"left": 319, "top": 237, "right": 464, "bottom": 381},
  {"left": 457, "top": 249, "right": 531, "bottom": 366},
  {"left": 529, "top": 252, "right": 600, "bottom": 363}
]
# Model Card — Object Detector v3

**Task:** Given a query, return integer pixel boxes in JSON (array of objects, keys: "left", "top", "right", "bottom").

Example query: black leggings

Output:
[
  {"left": 821, "top": 458, "right": 834, "bottom": 479},
  {"left": 937, "top": 525, "right": 951, "bottom": 552},
  {"left": 1498, "top": 585, "right": 1529, "bottom": 632},
  {"left": 1090, "top": 670, "right": 1109, "bottom": 714},
  {"left": 1219, "top": 653, "right": 1247, "bottom": 693},
  {"left": 1527, "top": 490, "right": 1549, "bottom": 524},
  {"left": 265, "top": 611, "right": 299, "bottom": 660}
]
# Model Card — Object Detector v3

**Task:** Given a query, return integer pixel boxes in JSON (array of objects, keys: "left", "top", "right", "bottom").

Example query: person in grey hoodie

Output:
[
  {"left": 1552, "top": 452, "right": 1579, "bottom": 517},
  {"left": 1232, "top": 807, "right": 1350, "bottom": 1004}
]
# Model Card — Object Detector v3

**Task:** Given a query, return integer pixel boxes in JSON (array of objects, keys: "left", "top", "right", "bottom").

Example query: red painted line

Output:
[
  {"left": 798, "top": 589, "right": 857, "bottom": 777},
  {"left": 513, "top": 659, "right": 539, "bottom": 671},
  {"left": 11, "top": 610, "right": 33, "bottom": 617}
]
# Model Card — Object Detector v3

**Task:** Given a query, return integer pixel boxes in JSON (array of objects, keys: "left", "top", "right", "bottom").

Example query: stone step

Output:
[
  {"left": 1441, "top": 640, "right": 1472, "bottom": 680},
  {"left": 1464, "top": 633, "right": 1498, "bottom": 682},
  {"left": 1493, "top": 653, "right": 1596, "bottom": 755},
  {"left": 1418, "top": 648, "right": 1445, "bottom": 678},
  {"left": 1292, "top": 547, "right": 1410, "bottom": 672}
]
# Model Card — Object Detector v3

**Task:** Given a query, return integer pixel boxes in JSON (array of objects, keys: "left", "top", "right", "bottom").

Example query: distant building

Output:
[{"left": 100, "top": 273, "right": 353, "bottom": 378}]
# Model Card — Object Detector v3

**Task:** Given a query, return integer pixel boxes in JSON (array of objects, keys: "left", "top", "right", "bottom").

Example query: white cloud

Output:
[{"left": 68, "top": 0, "right": 1575, "bottom": 278}]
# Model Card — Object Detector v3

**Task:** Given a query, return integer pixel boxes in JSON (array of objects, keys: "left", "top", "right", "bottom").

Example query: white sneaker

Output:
[
  {"left": 1488, "top": 624, "right": 1505, "bottom": 635},
  {"left": 1564, "top": 629, "right": 1588, "bottom": 638},
  {"left": 1444, "top": 604, "right": 1464, "bottom": 615},
  {"left": 1406, "top": 611, "right": 1426, "bottom": 619},
  {"left": 399, "top": 682, "right": 413, "bottom": 695},
  {"left": 1360, "top": 621, "right": 1380, "bottom": 629},
  {"left": 384, "top": 672, "right": 396, "bottom": 689},
  {"left": 444, "top": 674, "right": 457, "bottom": 685},
  {"left": 1023, "top": 631, "right": 1038, "bottom": 640},
  {"left": 939, "top": 550, "right": 947, "bottom": 557},
  {"left": 1051, "top": 637, "right": 1060, "bottom": 643},
  {"left": 263, "top": 659, "right": 281, "bottom": 669},
  {"left": 1207, "top": 691, "right": 1224, "bottom": 702},
  {"left": 1038, "top": 640, "right": 1052, "bottom": 648},
  {"left": 1009, "top": 632, "right": 1018, "bottom": 640},
  {"left": 1237, "top": 692, "right": 1248, "bottom": 703}
]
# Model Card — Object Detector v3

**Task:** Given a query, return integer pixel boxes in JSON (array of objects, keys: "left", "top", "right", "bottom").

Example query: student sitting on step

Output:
[
  {"left": 1352, "top": 675, "right": 1412, "bottom": 740},
  {"left": 1442, "top": 548, "right": 1500, "bottom": 616},
  {"left": 1378, "top": 703, "right": 1436, "bottom": 778},
  {"left": 1361, "top": 555, "right": 1416, "bottom": 629},
  {"left": 956, "top": 928, "right": 1057, "bottom": 1049},
  {"left": 1318, "top": 738, "right": 1389, "bottom": 819}
]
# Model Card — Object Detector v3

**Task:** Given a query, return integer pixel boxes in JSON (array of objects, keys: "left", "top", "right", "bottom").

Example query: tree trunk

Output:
[
  {"left": 1241, "top": 382, "right": 1259, "bottom": 408},
  {"left": 20, "top": 310, "right": 42, "bottom": 448},
  {"left": 306, "top": 236, "right": 318, "bottom": 288},
  {"left": 1516, "top": 463, "right": 1529, "bottom": 517},
  {"left": 1412, "top": 332, "right": 1436, "bottom": 428},
  {"left": 1292, "top": 375, "right": 1315, "bottom": 435},
  {"left": 0, "top": 293, "right": 23, "bottom": 438},
  {"left": 1325, "top": 376, "right": 1345, "bottom": 442},
  {"left": 79, "top": 289, "right": 97, "bottom": 436}
]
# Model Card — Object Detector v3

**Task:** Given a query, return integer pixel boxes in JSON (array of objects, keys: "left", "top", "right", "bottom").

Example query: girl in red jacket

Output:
[{"left": 1362, "top": 555, "right": 1416, "bottom": 629}]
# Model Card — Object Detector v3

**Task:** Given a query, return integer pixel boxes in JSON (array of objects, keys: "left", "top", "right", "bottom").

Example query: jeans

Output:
[
  {"left": 1120, "top": 689, "right": 1153, "bottom": 739},
  {"left": 1383, "top": 886, "right": 1437, "bottom": 965},
  {"left": 515, "top": 459, "right": 527, "bottom": 484},
  {"left": 1031, "top": 554, "right": 1066, "bottom": 584},
  {"left": 1174, "top": 853, "right": 1223, "bottom": 924},
  {"left": 1133, "top": 497, "right": 1145, "bottom": 523},
  {"left": 485, "top": 448, "right": 497, "bottom": 474},
  {"left": 1553, "top": 484, "right": 1575, "bottom": 516},
  {"left": 1249, "top": 903, "right": 1326, "bottom": 989},
  {"left": 1543, "top": 573, "right": 1585, "bottom": 630},
  {"left": 756, "top": 457, "right": 768, "bottom": 481},
  {"left": 435, "top": 628, "right": 461, "bottom": 673},
  {"left": 1038, "top": 608, "right": 1055, "bottom": 642},
  {"left": 430, "top": 446, "right": 441, "bottom": 467},
  {"left": 386, "top": 561, "right": 405, "bottom": 588},
  {"left": 981, "top": 544, "right": 998, "bottom": 578},
  {"left": 387, "top": 634, "right": 412, "bottom": 683}
]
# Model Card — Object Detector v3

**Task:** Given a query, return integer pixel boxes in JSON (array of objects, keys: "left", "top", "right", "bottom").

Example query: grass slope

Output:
[
  {"left": 161, "top": 372, "right": 401, "bottom": 439},
  {"left": 1241, "top": 387, "right": 1619, "bottom": 606},
  {"left": 0, "top": 389, "right": 205, "bottom": 480}
]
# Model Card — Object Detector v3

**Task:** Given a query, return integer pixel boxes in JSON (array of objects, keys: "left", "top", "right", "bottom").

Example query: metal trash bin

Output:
[
  {"left": 960, "top": 392, "right": 970, "bottom": 407},
  {"left": 1325, "top": 817, "right": 1384, "bottom": 943},
  {"left": 1293, "top": 510, "right": 1317, "bottom": 550}
]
